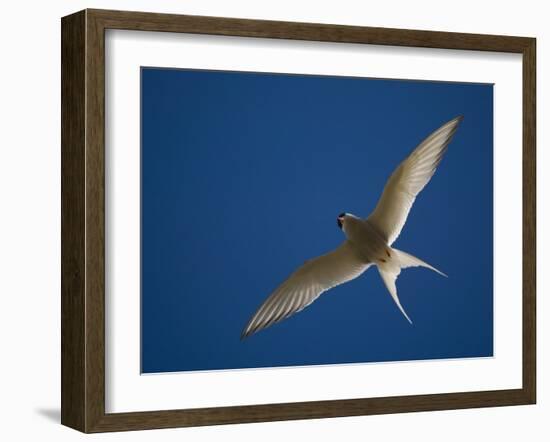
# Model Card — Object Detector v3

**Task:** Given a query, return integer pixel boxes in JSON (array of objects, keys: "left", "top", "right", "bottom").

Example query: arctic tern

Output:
[{"left": 241, "top": 116, "right": 463, "bottom": 339}]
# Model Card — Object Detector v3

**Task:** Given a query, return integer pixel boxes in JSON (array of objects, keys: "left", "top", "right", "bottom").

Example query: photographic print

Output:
[
  {"left": 61, "top": 10, "right": 535, "bottom": 432},
  {"left": 140, "top": 67, "right": 493, "bottom": 374}
]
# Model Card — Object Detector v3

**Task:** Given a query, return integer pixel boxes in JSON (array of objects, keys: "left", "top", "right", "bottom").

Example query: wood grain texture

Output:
[
  {"left": 90, "top": 8, "right": 532, "bottom": 52},
  {"left": 90, "top": 389, "right": 531, "bottom": 433},
  {"left": 84, "top": 9, "right": 107, "bottom": 432},
  {"left": 61, "top": 10, "right": 86, "bottom": 431},
  {"left": 522, "top": 38, "right": 536, "bottom": 403},
  {"left": 60, "top": 8, "right": 537, "bottom": 433}
]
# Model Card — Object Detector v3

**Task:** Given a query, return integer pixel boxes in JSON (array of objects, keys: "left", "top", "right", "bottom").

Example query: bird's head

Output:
[{"left": 337, "top": 212, "right": 348, "bottom": 230}]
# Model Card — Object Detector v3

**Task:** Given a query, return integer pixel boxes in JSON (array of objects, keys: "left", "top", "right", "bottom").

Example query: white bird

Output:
[{"left": 241, "top": 116, "right": 463, "bottom": 339}]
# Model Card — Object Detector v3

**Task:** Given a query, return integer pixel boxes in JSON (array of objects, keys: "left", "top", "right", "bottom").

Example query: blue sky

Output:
[{"left": 141, "top": 67, "right": 493, "bottom": 373}]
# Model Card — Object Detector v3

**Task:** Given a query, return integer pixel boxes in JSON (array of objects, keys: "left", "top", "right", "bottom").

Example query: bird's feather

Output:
[
  {"left": 377, "top": 265, "right": 412, "bottom": 324},
  {"left": 393, "top": 248, "right": 447, "bottom": 277},
  {"left": 241, "top": 241, "right": 371, "bottom": 339},
  {"left": 367, "top": 116, "right": 463, "bottom": 245}
]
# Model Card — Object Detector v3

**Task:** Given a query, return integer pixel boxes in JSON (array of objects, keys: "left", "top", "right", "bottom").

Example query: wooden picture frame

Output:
[{"left": 61, "top": 8, "right": 536, "bottom": 433}]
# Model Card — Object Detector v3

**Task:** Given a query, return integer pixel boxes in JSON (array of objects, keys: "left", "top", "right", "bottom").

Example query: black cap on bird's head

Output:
[{"left": 337, "top": 212, "right": 347, "bottom": 229}]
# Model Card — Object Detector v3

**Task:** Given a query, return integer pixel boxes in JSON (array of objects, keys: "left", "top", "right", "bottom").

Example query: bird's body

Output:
[
  {"left": 340, "top": 214, "right": 391, "bottom": 264},
  {"left": 241, "top": 116, "right": 463, "bottom": 339}
]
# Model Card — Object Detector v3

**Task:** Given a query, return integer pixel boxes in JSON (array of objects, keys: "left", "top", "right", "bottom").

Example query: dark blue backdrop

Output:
[{"left": 141, "top": 68, "right": 493, "bottom": 373}]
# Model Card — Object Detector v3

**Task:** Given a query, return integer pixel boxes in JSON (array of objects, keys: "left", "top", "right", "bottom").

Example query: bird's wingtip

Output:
[{"left": 240, "top": 326, "right": 253, "bottom": 340}]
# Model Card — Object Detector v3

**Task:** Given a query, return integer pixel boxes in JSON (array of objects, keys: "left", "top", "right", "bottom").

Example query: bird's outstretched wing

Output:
[
  {"left": 241, "top": 241, "right": 370, "bottom": 339},
  {"left": 367, "top": 116, "right": 463, "bottom": 245}
]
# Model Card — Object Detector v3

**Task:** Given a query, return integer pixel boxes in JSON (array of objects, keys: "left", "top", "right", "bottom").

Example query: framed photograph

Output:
[{"left": 61, "top": 9, "right": 536, "bottom": 433}]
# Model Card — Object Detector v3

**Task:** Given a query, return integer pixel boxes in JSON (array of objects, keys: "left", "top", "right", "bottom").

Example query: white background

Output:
[{"left": 0, "top": 0, "right": 546, "bottom": 440}]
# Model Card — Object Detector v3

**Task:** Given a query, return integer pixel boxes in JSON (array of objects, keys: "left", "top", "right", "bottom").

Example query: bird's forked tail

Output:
[{"left": 377, "top": 248, "right": 446, "bottom": 324}]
